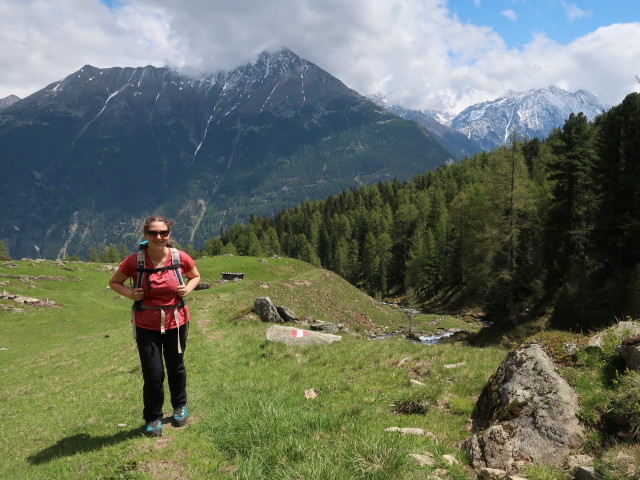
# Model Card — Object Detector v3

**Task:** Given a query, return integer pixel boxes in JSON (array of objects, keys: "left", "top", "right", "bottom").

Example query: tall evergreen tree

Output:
[
  {"left": 482, "top": 140, "right": 536, "bottom": 323},
  {"left": 589, "top": 93, "right": 640, "bottom": 320},
  {"left": 546, "top": 113, "right": 596, "bottom": 287},
  {"left": 448, "top": 183, "right": 492, "bottom": 301}
]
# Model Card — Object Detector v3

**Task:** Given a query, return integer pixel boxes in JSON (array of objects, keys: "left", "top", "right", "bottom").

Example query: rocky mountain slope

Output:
[
  {"left": 369, "top": 94, "right": 483, "bottom": 158},
  {"left": 0, "top": 49, "right": 452, "bottom": 259},
  {"left": 375, "top": 86, "right": 608, "bottom": 152},
  {"left": 0, "top": 95, "right": 20, "bottom": 111},
  {"left": 450, "top": 86, "right": 608, "bottom": 151}
]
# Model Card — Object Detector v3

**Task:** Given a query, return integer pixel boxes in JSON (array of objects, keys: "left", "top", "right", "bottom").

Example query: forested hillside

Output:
[{"left": 206, "top": 93, "right": 640, "bottom": 330}]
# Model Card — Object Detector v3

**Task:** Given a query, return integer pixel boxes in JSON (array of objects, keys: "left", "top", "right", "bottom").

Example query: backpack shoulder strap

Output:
[
  {"left": 136, "top": 250, "right": 146, "bottom": 288},
  {"left": 171, "top": 248, "right": 184, "bottom": 286}
]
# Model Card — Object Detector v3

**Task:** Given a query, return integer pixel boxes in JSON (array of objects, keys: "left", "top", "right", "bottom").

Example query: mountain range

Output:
[
  {"left": 0, "top": 47, "right": 612, "bottom": 260},
  {"left": 372, "top": 87, "right": 608, "bottom": 152},
  {"left": 368, "top": 94, "right": 483, "bottom": 158},
  {"left": 0, "top": 49, "right": 452, "bottom": 259}
]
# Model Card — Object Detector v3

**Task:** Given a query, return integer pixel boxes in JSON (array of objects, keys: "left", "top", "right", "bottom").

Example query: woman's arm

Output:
[
  {"left": 177, "top": 265, "right": 201, "bottom": 297},
  {"left": 109, "top": 268, "right": 144, "bottom": 301}
]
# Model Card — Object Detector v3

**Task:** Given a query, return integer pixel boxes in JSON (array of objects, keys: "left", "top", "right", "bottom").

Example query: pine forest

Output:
[{"left": 200, "top": 93, "right": 640, "bottom": 331}]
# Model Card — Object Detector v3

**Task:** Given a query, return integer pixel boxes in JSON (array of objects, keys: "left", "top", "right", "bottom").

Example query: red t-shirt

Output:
[{"left": 119, "top": 249, "right": 196, "bottom": 331}]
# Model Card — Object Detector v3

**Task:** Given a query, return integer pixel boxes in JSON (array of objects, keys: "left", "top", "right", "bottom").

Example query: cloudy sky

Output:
[{"left": 2, "top": 0, "right": 639, "bottom": 114}]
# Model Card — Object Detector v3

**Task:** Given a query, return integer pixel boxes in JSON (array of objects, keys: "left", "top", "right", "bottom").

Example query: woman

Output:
[{"left": 109, "top": 216, "right": 201, "bottom": 437}]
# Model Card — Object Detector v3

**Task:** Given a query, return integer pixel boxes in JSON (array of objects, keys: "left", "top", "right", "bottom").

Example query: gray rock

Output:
[
  {"left": 444, "top": 361, "right": 466, "bottom": 369},
  {"left": 300, "top": 317, "right": 340, "bottom": 333},
  {"left": 308, "top": 319, "right": 339, "bottom": 334},
  {"left": 254, "top": 297, "right": 284, "bottom": 323},
  {"left": 276, "top": 305, "right": 298, "bottom": 322},
  {"left": 265, "top": 325, "right": 341, "bottom": 346},
  {"left": 384, "top": 427, "right": 426, "bottom": 436},
  {"left": 565, "top": 454, "right": 594, "bottom": 470},
  {"left": 409, "top": 453, "right": 435, "bottom": 467},
  {"left": 588, "top": 321, "right": 640, "bottom": 348},
  {"left": 574, "top": 466, "right": 596, "bottom": 480},
  {"left": 464, "top": 344, "right": 584, "bottom": 472},
  {"left": 478, "top": 468, "right": 507, "bottom": 479},
  {"left": 616, "top": 338, "right": 640, "bottom": 369},
  {"left": 442, "top": 454, "right": 460, "bottom": 465}
]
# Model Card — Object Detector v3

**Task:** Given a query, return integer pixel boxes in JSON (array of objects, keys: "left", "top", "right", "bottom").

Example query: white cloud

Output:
[
  {"left": 562, "top": 2, "right": 591, "bottom": 22},
  {"left": 501, "top": 9, "right": 518, "bottom": 21},
  {"left": 0, "top": 0, "right": 176, "bottom": 97},
  {"left": 0, "top": 0, "right": 638, "bottom": 115}
]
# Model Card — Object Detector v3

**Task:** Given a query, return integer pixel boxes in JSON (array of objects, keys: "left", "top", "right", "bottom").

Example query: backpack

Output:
[{"left": 131, "top": 246, "right": 188, "bottom": 353}]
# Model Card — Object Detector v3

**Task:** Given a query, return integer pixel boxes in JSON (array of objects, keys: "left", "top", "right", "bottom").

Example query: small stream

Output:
[
  {"left": 375, "top": 303, "right": 489, "bottom": 345},
  {"left": 372, "top": 329, "right": 464, "bottom": 345}
]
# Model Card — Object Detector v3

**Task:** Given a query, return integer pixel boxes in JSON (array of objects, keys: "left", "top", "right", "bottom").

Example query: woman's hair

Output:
[{"left": 142, "top": 215, "right": 175, "bottom": 235}]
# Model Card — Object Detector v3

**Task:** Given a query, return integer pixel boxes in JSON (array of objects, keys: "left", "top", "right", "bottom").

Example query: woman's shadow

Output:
[{"left": 27, "top": 426, "right": 143, "bottom": 465}]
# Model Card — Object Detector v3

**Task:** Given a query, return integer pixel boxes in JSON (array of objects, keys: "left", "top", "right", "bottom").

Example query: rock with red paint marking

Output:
[{"left": 265, "top": 325, "right": 342, "bottom": 346}]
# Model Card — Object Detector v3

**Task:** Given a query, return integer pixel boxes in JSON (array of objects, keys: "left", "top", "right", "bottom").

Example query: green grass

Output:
[{"left": 0, "top": 256, "right": 590, "bottom": 479}]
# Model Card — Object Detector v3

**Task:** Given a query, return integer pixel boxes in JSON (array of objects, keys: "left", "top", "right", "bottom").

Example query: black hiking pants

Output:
[{"left": 136, "top": 326, "right": 187, "bottom": 423}]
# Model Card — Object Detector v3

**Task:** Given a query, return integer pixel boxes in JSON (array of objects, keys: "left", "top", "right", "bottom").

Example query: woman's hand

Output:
[
  {"left": 109, "top": 268, "right": 144, "bottom": 301},
  {"left": 176, "top": 285, "right": 188, "bottom": 297}
]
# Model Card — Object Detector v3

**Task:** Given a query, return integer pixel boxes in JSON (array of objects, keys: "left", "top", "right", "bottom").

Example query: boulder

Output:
[
  {"left": 588, "top": 321, "right": 640, "bottom": 348},
  {"left": 464, "top": 344, "right": 583, "bottom": 472},
  {"left": 265, "top": 325, "right": 341, "bottom": 346},
  {"left": 276, "top": 305, "right": 298, "bottom": 322},
  {"left": 254, "top": 297, "right": 284, "bottom": 323},
  {"left": 308, "top": 319, "right": 339, "bottom": 334},
  {"left": 574, "top": 466, "right": 596, "bottom": 480},
  {"left": 299, "top": 317, "right": 340, "bottom": 333},
  {"left": 616, "top": 336, "right": 640, "bottom": 370}
]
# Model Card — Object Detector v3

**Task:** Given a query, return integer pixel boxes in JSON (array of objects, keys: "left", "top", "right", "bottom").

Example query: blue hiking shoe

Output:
[
  {"left": 172, "top": 405, "right": 188, "bottom": 427},
  {"left": 145, "top": 419, "right": 162, "bottom": 437}
]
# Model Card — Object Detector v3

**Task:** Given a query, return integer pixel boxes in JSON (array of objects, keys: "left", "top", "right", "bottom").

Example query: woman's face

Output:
[{"left": 145, "top": 221, "right": 170, "bottom": 248}]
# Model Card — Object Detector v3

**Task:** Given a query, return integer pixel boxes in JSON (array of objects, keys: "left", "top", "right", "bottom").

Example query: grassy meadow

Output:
[{"left": 1, "top": 255, "right": 637, "bottom": 479}]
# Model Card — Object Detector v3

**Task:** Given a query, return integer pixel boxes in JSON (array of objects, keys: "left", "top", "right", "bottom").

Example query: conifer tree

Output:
[
  {"left": 589, "top": 93, "right": 640, "bottom": 319},
  {"left": 545, "top": 112, "right": 596, "bottom": 287},
  {"left": 448, "top": 183, "right": 492, "bottom": 301},
  {"left": 103, "top": 244, "right": 120, "bottom": 263},
  {"left": 482, "top": 139, "right": 535, "bottom": 323},
  {"left": 89, "top": 247, "right": 100, "bottom": 263},
  {"left": 246, "top": 232, "right": 263, "bottom": 256},
  {"left": 201, "top": 237, "right": 224, "bottom": 256}
]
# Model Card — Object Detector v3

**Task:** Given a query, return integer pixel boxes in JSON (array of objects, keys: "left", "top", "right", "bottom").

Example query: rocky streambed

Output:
[{"left": 376, "top": 303, "right": 490, "bottom": 345}]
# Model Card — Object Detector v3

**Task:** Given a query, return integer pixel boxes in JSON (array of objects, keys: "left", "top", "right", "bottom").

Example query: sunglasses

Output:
[{"left": 146, "top": 230, "right": 170, "bottom": 238}]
